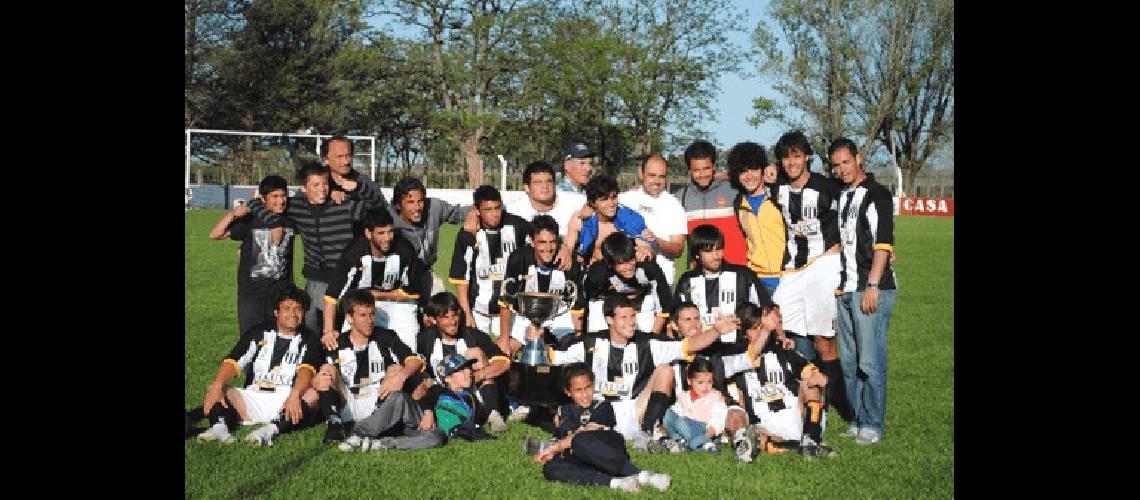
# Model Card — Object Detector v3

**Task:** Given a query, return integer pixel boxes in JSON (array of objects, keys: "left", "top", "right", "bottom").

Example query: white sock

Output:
[{"left": 638, "top": 471, "right": 652, "bottom": 482}]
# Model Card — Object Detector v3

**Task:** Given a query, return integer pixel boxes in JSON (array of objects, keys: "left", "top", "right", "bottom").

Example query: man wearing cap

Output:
[
  {"left": 558, "top": 141, "right": 596, "bottom": 194},
  {"left": 618, "top": 154, "right": 688, "bottom": 287}
]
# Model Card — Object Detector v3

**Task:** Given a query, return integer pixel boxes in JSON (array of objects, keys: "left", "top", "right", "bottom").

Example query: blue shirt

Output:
[{"left": 578, "top": 205, "right": 648, "bottom": 256}]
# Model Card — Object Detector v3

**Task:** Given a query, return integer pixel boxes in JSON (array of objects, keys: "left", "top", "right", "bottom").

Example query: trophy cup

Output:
[{"left": 500, "top": 277, "right": 577, "bottom": 406}]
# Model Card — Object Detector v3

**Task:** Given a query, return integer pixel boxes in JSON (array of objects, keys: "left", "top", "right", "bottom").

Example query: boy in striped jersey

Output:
[
  {"left": 674, "top": 224, "right": 773, "bottom": 344},
  {"left": 769, "top": 131, "right": 850, "bottom": 420},
  {"left": 449, "top": 185, "right": 531, "bottom": 337},
  {"left": 829, "top": 137, "right": 898, "bottom": 445},
  {"left": 192, "top": 287, "right": 325, "bottom": 445},
  {"left": 582, "top": 233, "right": 674, "bottom": 336},
  {"left": 321, "top": 209, "right": 425, "bottom": 353}
]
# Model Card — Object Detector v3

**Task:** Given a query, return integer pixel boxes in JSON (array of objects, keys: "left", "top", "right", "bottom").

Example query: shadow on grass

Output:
[{"left": 226, "top": 444, "right": 333, "bottom": 499}]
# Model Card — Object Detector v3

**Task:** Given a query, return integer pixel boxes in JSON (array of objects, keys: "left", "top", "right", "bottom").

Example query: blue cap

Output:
[
  {"left": 564, "top": 142, "right": 595, "bottom": 159},
  {"left": 436, "top": 353, "right": 476, "bottom": 378}
]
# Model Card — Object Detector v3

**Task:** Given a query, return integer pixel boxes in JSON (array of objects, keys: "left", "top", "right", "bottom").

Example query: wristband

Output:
[{"left": 866, "top": 282, "right": 879, "bottom": 288}]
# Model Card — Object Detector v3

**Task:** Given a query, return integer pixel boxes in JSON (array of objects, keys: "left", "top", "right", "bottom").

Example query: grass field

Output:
[{"left": 185, "top": 211, "right": 953, "bottom": 498}]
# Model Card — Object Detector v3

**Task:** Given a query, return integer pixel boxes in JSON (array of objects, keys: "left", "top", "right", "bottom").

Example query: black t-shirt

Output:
[
  {"left": 228, "top": 215, "right": 297, "bottom": 298},
  {"left": 554, "top": 400, "right": 617, "bottom": 439}
]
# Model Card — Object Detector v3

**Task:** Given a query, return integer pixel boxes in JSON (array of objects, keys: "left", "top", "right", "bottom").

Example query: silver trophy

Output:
[{"left": 500, "top": 277, "right": 577, "bottom": 366}]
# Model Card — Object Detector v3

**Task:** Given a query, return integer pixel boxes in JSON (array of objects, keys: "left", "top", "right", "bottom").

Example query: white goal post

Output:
[{"left": 185, "top": 128, "right": 377, "bottom": 189}]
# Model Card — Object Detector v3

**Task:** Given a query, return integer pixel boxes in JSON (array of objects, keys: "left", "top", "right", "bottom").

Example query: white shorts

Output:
[
  {"left": 772, "top": 254, "right": 841, "bottom": 337},
  {"left": 754, "top": 393, "right": 803, "bottom": 441},
  {"left": 610, "top": 390, "right": 652, "bottom": 440},
  {"left": 235, "top": 386, "right": 291, "bottom": 424},
  {"left": 377, "top": 300, "right": 420, "bottom": 351}
]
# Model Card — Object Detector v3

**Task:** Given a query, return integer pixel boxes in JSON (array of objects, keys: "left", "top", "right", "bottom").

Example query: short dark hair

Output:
[
  {"left": 275, "top": 286, "right": 311, "bottom": 313},
  {"left": 258, "top": 175, "right": 288, "bottom": 196},
  {"left": 684, "top": 140, "right": 717, "bottom": 168},
  {"left": 425, "top": 292, "right": 463, "bottom": 318},
  {"left": 323, "top": 135, "right": 353, "bottom": 157},
  {"left": 364, "top": 208, "right": 394, "bottom": 229},
  {"left": 774, "top": 131, "right": 814, "bottom": 160},
  {"left": 392, "top": 177, "right": 426, "bottom": 209},
  {"left": 827, "top": 137, "right": 860, "bottom": 161},
  {"left": 523, "top": 161, "right": 556, "bottom": 185},
  {"left": 688, "top": 224, "right": 725, "bottom": 257},
  {"left": 685, "top": 357, "right": 716, "bottom": 380},
  {"left": 603, "top": 294, "right": 637, "bottom": 318},
  {"left": 736, "top": 303, "right": 780, "bottom": 331},
  {"left": 585, "top": 175, "right": 620, "bottom": 204},
  {"left": 561, "top": 362, "right": 594, "bottom": 389},
  {"left": 530, "top": 214, "right": 560, "bottom": 239},
  {"left": 671, "top": 301, "right": 700, "bottom": 323},
  {"left": 727, "top": 141, "right": 768, "bottom": 190},
  {"left": 297, "top": 160, "right": 329, "bottom": 183},
  {"left": 473, "top": 185, "right": 502, "bottom": 206},
  {"left": 340, "top": 288, "right": 375, "bottom": 316},
  {"left": 601, "top": 232, "right": 636, "bottom": 268}
]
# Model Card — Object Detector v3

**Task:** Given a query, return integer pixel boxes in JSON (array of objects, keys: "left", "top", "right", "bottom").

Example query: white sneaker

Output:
[
  {"left": 338, "top": 435, "right": 362, "bottom": 452},
  {"left": 245, "top": 423, "right": 278, "bottom": 447},
  {"left": 610, "top": 476, "right": 641, "bottom": 493},
  {"left": 508, "top": 405, "right": 531, "bottom": 421},
  {"left": 197, "top": 422, "right": 236, "bottom": 444},
  {"left": 855, "top": 428, "right": 881, "bottom": 445},
  {"left": 638, "top": 471, "right": 671, "bottom": 492},
  {"left": 631, "top": 430, "right": 653, "bottom": 452},
  {"left": 486, "top": 410, "right": 509, "bottom": 433},
  {"left": 840, "top": 425, "right": 861, "bottom": 438}
]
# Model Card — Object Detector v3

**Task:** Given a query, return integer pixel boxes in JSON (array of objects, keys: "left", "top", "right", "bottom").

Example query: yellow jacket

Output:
[{"left": 736, "top": 194, "right": 786, "bottom": 279}]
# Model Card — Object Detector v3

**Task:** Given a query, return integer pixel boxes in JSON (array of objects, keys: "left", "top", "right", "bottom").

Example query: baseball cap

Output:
[
  {"left": 564, "top": 142, "right": 595, "bottom": 160},
  {"left": 436, "top": 353, "right": 477, "bottom": 378}
]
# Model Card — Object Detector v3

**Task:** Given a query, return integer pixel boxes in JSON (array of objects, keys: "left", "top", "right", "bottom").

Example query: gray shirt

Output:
[{"left": 388, "top": 198, "right": 472, "bottom": 267}]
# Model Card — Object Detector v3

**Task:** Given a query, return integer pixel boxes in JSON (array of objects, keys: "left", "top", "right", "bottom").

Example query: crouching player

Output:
[
  {"left": 193, "top": 287, "right": 325, "bottom": 444},
  {"left": 721, "top": 303, "right": 836, "bottom": 460},
  {"left": 534, "top": 363, "right": 671, "bottom": 493}
]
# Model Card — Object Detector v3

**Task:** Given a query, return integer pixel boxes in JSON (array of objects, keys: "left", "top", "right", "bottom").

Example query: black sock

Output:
[
  {"left": 479, "top": 383, "right": 501, "bottom": 416},
  {"left": 317, "top": 389, "right": 343, "bottom": 423},
  {"left": 206, "top": 401, "right": 240, "bottom": 431},
  {"left": 819, "top": 359, "right": 852, "bottom": 421},
  {"left": 801, "top": 400, "right": 826, "bottom": 444},
  {"left": 641, "top": 391, "right": 671, "bottom": 433}
]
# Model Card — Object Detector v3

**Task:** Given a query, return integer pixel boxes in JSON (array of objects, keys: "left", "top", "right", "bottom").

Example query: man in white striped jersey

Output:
[
  {"left": 768, "top": 131, "right": 850, "bottom": 420},
  {"left": 450, "top": 185, "right": 532, "bottom": 337},
  {"left": 829, "top": 137, "right": 898, "bottom": 446},
  {"left": 674, "top": 224, "right": 773, "bottom": 344}
]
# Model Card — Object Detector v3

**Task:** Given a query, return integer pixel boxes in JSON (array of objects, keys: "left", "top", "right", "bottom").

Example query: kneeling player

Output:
[
  {"left": 534, "top": 363, "right": 671, "bottom": 493},
  {"left": 675, "top": 224, "right": 773, "bottom": 344},
  {"left": 721, "top": 303, "right": 836, "bottom": 460},
  {"left": 193, "top": 287, "right": 325, "bottom": 444},
  {"left": 582, "top": 233, "right": 674, "bottom": 336}
]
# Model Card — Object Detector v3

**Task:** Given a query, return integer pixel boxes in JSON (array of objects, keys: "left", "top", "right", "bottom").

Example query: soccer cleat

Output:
[
  {"left": 699, "top": 441, "right": 719, "bottom": 454},
  {"left": 802, "top": 443, "right": 838, "bottom": 459},
  {"left": 338, "top": 435, "right": 363, "bottom": 452},
  {"left": 610, "top": 476, "right": 641, "bottom": 493},
  {"left": 507, "top": 405, "right": 531, "bottom": 422},
  {"left": 736, "top": 425, "right": 761, "bottom": 463},
  {"left": 631, "top": 430, "right": 653, "bottom": 452},
  {"left": 855, "top": 428, "right": 881, "bottom": 445},
  {"left": 638, "top": 471, "right": 671, "bottom": 492},
  {"left": 245, "top": 423, "right": 278, "bottom": 447},
  {"left": 486, "top": 410, "right": 509, "bottom": 433},
  {"left": 196, "top": 422, "right": 236, "bottom": 444},
  {"left": 363, "top": 437, "right": 397, "bottom": 452},
  {"left": 323, "top": 421, "right": 347, "bottom": 444},
  {"left": 839, "top": 425, "right": 861, "bottom": 438}
]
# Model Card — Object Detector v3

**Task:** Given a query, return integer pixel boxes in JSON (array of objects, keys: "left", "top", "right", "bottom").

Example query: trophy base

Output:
[{"left": 507, "top": 364, "right": 569, "bottom": 407}]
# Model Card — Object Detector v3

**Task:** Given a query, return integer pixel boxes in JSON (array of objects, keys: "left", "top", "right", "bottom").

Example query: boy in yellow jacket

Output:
[{"left": 727, "top": 142, "right": 785, "bottom": 295}]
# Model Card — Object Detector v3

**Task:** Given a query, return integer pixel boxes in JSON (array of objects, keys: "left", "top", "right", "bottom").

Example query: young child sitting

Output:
[
  {"left": 660, "top": 358, "right": 728, "bottom": 453},
  {"left": 533, "top": 363, "right": 671, "bottom": 493},
  {"left": 426, "top": 353, "right": 496, "bottom": 441}
]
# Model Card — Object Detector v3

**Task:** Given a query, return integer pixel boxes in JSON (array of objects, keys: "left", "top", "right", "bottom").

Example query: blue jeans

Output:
[
  {"left": 792, "top": 334, "right": 817, "bottom": 361},
  {"left": 835, "top": 289, "right": 897, "bottom": 434},
  {"left": 663, "top": 408, "right": 711, "bottom": 450}
]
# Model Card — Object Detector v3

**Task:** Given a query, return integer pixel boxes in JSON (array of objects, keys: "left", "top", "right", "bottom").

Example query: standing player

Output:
[
  {"left": 727, "top": 141, "right": 786, "bottom": 295},
  {"left": 768, "top": 131, "right": 850, "bottom": 419},
  {"left": 674, "top": 224, "right": 773, "bottom": 344},
  {"left": 498, "top": 215, "right": 586, "bottom": 358},
  {"left": 582, "top": 233, "right": 674, "bottom": 336},
  {"left": 208, "top": 175, "right": 296, "bottom": 336},
  {"left": 830, "top": 137, "right": 898, "bottom": 445},
  {"left": 544, "top": 295, "right": 737, "bottom": 450},
  {"left": 673, "top": 140, "right": 748, "bottom": 267},
  {"left": 618, "top": 154, "right": 688, "bottom": 287},
  {"left": 321, "top": 209, "right": 425, "bottom": 352},
  {"left": 387, "top": 177, "right": 478, "bottom": 296},
  {"left": 720, "top": 303, "right": 836, "bottom": 459},
  {"left": 192, "top": 288, "right": 323, "bottom": 444},
  {"left": 449, "top": 185, "right": 531, "bottom": 336}
]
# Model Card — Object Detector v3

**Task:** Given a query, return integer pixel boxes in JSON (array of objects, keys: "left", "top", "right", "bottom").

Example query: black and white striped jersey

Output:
[
  {"left": 325, "top": 235, "right": 425, "bottom": 303},
  {"left": 323, "top": 328, "right": 419, "bottom": 391},
  {"left": 773, "top": 174, "right": 842, "bottom": 271},
  {"left": 836, "top": 177, "right": 897, "bottom": 292},
  {"left": 500, "top": 245, "right": 585, "bottom": 313},
  {"left": 582, "top": 259, "right": 675, "bottom": 331},
  {"left": 415, "top": 326, "right": 509, "bottom": 381},
  {"left": 549, "top": 331, "right": 691, "bottom": 401},
  {"left": 720, "top": 339, "right": 816, "bottom": 422},
  {"left": 226, "top": 322, "right": 321, "bottom": 389},
  {"left": 449, "top": 213, "right": 531, "bottom": 315},
  {"left": 674, "top": 263, "right": 773, "bottom": 342}
]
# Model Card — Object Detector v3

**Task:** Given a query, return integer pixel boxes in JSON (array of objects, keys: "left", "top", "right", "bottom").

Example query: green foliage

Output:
[{"left": 186, "top": 211, "right": 953, "bottom": 497}]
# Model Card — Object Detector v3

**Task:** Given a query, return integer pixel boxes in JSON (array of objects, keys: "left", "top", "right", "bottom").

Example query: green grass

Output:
[{"left": 186, "top": 211, "right": 953, "bottom": 498}]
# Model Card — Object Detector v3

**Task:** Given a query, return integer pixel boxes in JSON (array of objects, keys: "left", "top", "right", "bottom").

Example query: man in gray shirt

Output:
[{"left": 386, "top": 177, "right": 477, "bottom": 296}]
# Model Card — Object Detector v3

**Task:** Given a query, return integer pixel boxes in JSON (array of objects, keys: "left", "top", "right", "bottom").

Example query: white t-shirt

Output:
[
  {"left": 506, "top": 192, "right": 587, "bottom": 236},
  {"left": 619, "top": 187, "right": 688, "bottom": 286}
]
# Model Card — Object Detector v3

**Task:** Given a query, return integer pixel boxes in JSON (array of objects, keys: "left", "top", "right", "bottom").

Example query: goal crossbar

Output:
[{"left": 185, "top": 128, "right": 377, "bottom": 187}]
